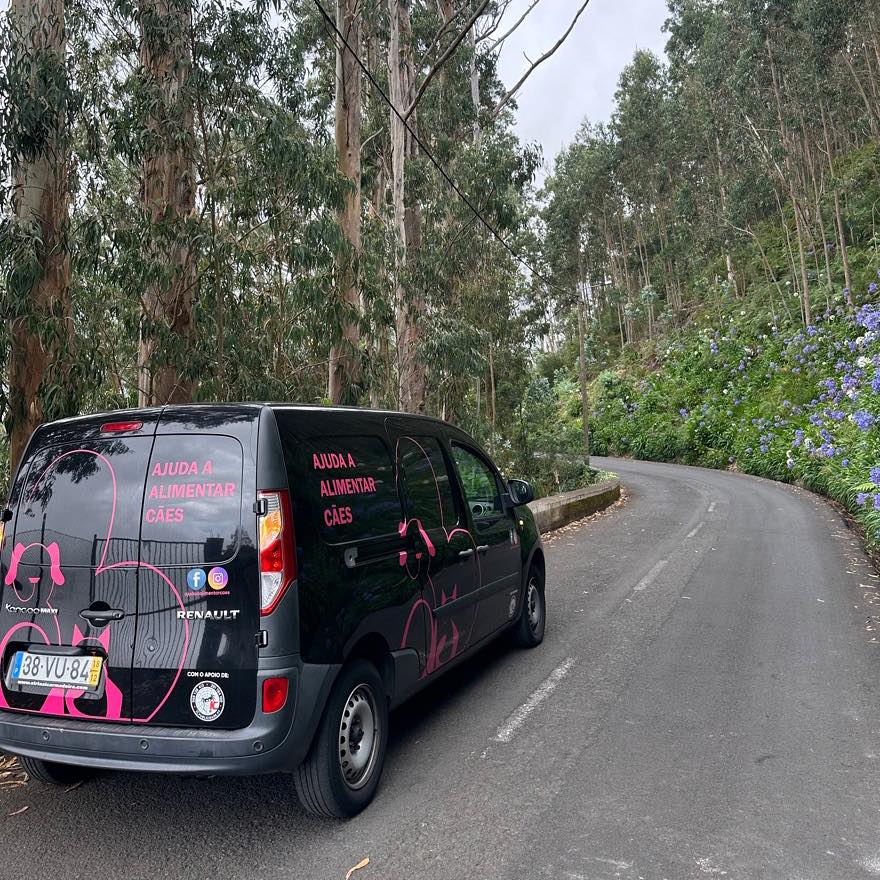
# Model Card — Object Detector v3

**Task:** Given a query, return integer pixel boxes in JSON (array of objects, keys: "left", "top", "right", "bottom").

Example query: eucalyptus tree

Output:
[
  {"left": 2, "top": 0, "right": 78, "bottom": 473},
  {"left": 136, "top": 0, "right": 197, "bottom": 405}
]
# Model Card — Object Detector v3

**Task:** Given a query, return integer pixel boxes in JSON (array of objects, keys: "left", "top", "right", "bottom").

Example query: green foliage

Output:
[{"left": 588, "top": 277, "right": 880, "bottom": 548}]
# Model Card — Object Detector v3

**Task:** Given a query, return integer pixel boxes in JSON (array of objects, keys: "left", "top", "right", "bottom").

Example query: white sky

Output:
[{"left": 497, "top": 0, "right": 669, "bottom": 177}]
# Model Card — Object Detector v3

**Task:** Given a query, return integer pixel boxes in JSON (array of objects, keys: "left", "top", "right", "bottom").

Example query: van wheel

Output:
[
  {"left": 19, "top": 756, "right": 92, "bottom": 786},
  {"left": 294, "top": 659, "right": 388, "bottom": 819},
  {"left": 512, "top": 566, "right": 546, "bottom": 648}
]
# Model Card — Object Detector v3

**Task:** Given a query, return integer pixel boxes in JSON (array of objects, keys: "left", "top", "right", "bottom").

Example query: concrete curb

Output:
[{"left": 528, "top": 478, "right": 621, "bottom": 534}]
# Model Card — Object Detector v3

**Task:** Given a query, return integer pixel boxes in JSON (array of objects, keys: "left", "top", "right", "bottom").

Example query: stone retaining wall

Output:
[{"left": 528, "top": 479, "right": 621, "bottom": 534}]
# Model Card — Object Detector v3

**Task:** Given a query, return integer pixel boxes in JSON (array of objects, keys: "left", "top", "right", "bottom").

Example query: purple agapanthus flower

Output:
[
  {"left": 853, "top": 410, "right": 875, "bottom": 431},
  {"left": 856, "top": 493, "right": 870, "bottom": 507},
  {"left": 871, "top": 467, "right": 880, "bottom": 486}
]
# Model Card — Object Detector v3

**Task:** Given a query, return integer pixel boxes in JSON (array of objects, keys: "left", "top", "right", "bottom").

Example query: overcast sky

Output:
[{"left": 497, "top": 0, "right": 669, "bottom": 178}]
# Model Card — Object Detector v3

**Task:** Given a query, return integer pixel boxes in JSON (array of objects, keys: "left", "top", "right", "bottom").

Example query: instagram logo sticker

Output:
[{"left": 207, "top": 567, "right": 229, "bottom": 591}]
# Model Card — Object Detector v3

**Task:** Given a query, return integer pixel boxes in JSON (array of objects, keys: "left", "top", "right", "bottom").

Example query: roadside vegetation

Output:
[{"left": 535, "top": 2, "right": 880, "bottom": 547}]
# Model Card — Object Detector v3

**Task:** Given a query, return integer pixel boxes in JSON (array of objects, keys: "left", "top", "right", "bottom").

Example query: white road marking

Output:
[
  {"left": 494, "top": 657, "right": 576, "bottom": 743},
  {"left": 707, "top": 501, "right": 717, "bottom": 513},
  {"left": 633, "top": 559, "right": 667, "bottom": 592},
  {"left": 687, "top": 522, "right": 704, "bottom": 539}
]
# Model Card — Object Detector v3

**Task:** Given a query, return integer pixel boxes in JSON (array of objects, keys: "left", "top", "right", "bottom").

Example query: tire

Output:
[
  {"left": 294, "top": 659, "right": 388, "bottom": 819},
  {"left": 512, "top": 565, "right": 546, "bottom": 648},
  {"left": 19, "top": 756, "right": 93, "bottom": 786}
]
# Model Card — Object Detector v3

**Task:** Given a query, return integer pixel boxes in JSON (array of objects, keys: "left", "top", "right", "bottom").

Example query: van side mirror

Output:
[{"left": 507, "top": 479, "right": 534, "bottom": 506}]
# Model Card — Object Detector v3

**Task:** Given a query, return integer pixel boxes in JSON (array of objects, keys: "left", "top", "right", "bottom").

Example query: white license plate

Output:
[{"left": 8, "top": 651, "right": 103, "bottom": 692}]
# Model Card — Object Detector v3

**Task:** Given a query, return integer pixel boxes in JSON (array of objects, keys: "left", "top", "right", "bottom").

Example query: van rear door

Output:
[
  {"left": 132, "top": 407, "right": 260, "bottom": 728},
  {"left": 0, "top": 420, "right": 157, "bottom": 722}
]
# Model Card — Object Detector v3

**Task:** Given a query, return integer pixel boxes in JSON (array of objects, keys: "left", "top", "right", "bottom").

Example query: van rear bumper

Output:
[{"left": 0, "top": 659, "right": 340, "bottom": 776}]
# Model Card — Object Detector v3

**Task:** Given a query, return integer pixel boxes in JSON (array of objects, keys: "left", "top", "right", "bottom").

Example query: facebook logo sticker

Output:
[{"left": 186, "top": 568, "right": 206, "bottom": 592}]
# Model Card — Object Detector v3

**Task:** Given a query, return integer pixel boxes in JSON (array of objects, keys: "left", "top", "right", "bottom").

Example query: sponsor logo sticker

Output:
[
  {"left": 185, "top": 566, "right": 230, "bottom": 597},
  {"left": 207, "top": 567, "right": 229, "bottom": 591},
  {"left": 190, "top": 681, "right": 225, "bottom": 722},
  {"left": 186, "top": 568, "right": 206, "bottom": 592}
]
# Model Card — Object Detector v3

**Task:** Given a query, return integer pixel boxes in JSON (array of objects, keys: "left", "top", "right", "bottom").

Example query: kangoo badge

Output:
[{"left": 190, "top": 681, "right": 225, "bottom": 722}]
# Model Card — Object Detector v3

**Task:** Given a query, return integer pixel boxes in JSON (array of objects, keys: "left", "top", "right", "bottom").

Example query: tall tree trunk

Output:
[
  {"left": 487, "top": 340, "right": 496, "bottom": 456},
  {"left": 843, "top": 49, "right": 880, "bottom": 138},
  {"left": 468, "top": 26, "right": 481, "bottom": 145},
  {"left": 388, "top": 0, "right": 426, "bottom": 412},
  {"left": 792, "top": 186, "right": 812, "bottom": 327},
  {"left": 7, "top": 0, "right": 75, "bottom": 474},
  {"left": 328, "top": 0, "right": 363, "bottom": 405},
  {"left": 714, "top": 133, "right": 736, "bottom": 289},
  {"left": 766, "top": 38, "right": 810, "bottom": 326},
  {"left": 138, "top": 0, "right": 196, "bottom": 406},
  {"left": 577, "top": 296, "right": 590, "bottom": 467},
  {"left": 820, "top": 99, "right": 854, "bottom": 307}
]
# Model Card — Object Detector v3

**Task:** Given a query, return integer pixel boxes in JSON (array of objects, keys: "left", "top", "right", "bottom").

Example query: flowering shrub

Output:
[{"left": 591, "top": 281, "right": 880, "bottom": 549}]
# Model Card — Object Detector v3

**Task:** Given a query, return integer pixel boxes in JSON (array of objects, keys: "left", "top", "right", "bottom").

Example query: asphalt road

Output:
[{"left": 3, "top": 457, "right": 880, "bottom": 880}]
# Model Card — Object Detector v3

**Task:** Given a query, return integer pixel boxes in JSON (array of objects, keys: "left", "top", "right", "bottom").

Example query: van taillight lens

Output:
[
  {"left": 262, "top": 677, "right": 289, "bottom": 713},
  {"left": 257, "top": 490, "right": 296, "bottom": 615},
  {"left": 101, "top": 421, "right": 143, "bottom": 433}
]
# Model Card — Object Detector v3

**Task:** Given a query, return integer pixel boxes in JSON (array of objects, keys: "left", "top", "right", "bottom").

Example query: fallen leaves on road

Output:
[
  {"left": 64, "top": 780, "right": 84, "bottom": 793},
  {"left": 345, "top": 857, "right": 369, "bottom": 879},
  {"left": 7, "top": 805, "right": 28, "bottom": 816},
  {"left": 0, "top": 754, "right": 27, "bottom": 789}
]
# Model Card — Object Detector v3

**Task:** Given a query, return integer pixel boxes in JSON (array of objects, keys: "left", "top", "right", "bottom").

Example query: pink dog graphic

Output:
[{"left": 0, "top": 448, "right": 190, "bottom": 723}]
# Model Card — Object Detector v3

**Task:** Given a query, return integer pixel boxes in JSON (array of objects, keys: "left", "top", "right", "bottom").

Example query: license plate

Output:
[{"left": 7, "top": 651, "right": 103, "bottom": 693}]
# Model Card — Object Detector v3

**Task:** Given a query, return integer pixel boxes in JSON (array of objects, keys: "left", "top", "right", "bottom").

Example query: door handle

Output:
[
  {"left": 458, "top": 549, "right": 475, "bottom": 559},
  {"left": 80, "top": 607, "right": 125, "bottom": 625},
  {"left": 476, "top": 545, "right": 489, "bottom": 554}
]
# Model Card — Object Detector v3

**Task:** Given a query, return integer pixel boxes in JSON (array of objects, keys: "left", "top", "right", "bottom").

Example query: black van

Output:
[{"left": 0, "top": 405, "right": 545, "bottom": 816}]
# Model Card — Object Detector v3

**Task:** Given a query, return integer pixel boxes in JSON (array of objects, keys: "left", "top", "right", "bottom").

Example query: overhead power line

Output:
[{"left": 312, "top": 0, "right": 555, "bottom": 290}]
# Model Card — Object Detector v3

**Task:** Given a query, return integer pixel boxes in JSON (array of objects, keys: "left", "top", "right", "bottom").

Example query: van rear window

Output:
[
  {"left": 14, "top": 439, "right": 150, "bottom": 568},
  {"left": 301, "top": 436, "right": 402, "bottom": 543},
  {"left": 141, "top": 435, "right": 243, "bottom": 567}
]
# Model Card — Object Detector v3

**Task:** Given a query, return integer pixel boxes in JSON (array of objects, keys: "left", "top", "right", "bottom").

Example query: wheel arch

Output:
[{"left": 344, "top": 633, "right": 395, "bottom": 701}]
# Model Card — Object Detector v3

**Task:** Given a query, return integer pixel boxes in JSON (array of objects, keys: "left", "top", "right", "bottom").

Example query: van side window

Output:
[
  {"left": 305, "top": 436, "right": 401, "bottom": 543},
  {"left": 397, "top": 436, "right": 457, "bottom": 530},
  {"left": 451, "top": 444, "right": 503, "bottom": 520}
]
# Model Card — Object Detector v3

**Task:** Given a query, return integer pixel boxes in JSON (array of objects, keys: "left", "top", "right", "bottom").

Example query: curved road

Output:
[{"left": 2, "top": 457, "right": 880, "bottom": 880}]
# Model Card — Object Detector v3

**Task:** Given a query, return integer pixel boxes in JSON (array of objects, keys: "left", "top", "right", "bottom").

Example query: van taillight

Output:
[
  {"left": 257, "top": 490, "right": 296, "bottom": 616},
  {"left": 101, "top": 421, "right": 143, "bottom": 433}
]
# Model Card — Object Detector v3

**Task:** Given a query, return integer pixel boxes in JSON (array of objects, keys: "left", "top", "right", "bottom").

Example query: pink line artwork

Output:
[
  {"left": 0, "top": 448, "right": 190, "bottom": 724},
  {"left": 395, "top": 436, "right": 480, "bottom": 677}
]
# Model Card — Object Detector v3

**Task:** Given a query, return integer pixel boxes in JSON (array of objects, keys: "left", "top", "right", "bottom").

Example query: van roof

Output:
[{"left": 41, "top": 403, "right": 451, "bottom": 429}]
